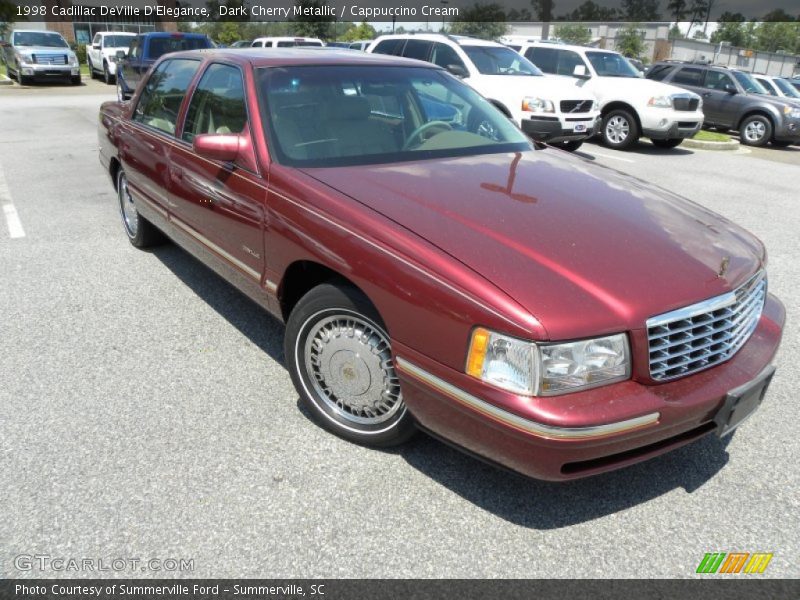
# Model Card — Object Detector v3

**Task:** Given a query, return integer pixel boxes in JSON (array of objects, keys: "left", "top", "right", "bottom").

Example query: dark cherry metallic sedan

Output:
[{"left": 98, "top": 49, "right": 784, "bottom": 481}]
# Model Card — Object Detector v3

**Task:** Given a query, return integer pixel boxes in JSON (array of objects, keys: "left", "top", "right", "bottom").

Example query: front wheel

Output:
[
  {"left": 739, "top": 115, "right": 772, "bottom": 147},
  {"left": 601, "top": 109, "right": 639, "bottom": 150},
  {"left": 650, "top": 138, "right": 683, "bottom": 149},
  {"left": 103, "top": 62, "right": 112, "bottom": 85},
  {"left": 284, "top": 283, "right": 416, "bottom": 447}
]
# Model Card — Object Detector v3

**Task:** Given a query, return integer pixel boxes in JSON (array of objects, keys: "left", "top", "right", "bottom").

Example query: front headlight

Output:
[
  {"left": 19, "top": 52, "right": 35, "bottom": 64},
  {"left": 522, "top": 97, "right": 555, "bottom": 113},
  {"left": 467, "top": 329, "right": 630, "bottom": 396},
  {"left": 68, "top": 53, "right": 78, "bottom": 66},
  {"left": 647, "top": 95, "right": 673, "bottom": 108},
  {"left": 783, "top": 105, "right": 800, "bottom": 119}
]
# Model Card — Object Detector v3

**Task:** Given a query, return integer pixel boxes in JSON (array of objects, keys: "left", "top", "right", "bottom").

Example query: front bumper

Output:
[
  {"left": 395, "top": 293, "right": 784, "bottom": 481},
  {"left": 640, "top": 107, "right": 703, "bottom": 140},
  {"left": 521, "top": 115, "right": 599, "bottom": 143},
  {"left": 19, "top": 64, "right": 79, "bottom": 79},
  {"left": 774, "top": 118, "right": 800, "bottom": 143}
]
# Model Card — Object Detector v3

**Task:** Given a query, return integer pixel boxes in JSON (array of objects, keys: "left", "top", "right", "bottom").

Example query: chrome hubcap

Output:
[
  {"left": 744, "top": 121, "right": 765, "bottom": 142},
  {"left": 303, "top": 312, "right": 402, "bottom": 425},
  {"left": 606, "top": 115, "right": 630, "bottom": 144},
  {"left": 118, "top": 173, "right": 138, "bottom": 237}
]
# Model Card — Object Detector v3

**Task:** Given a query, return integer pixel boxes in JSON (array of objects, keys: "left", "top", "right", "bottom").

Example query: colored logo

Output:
[{"left": 696, "top": 552, "right": 773, "bottom": 574}]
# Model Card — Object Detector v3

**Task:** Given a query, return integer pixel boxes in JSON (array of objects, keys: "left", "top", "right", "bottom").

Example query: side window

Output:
[
  {"left": 129, "top": 38, "right": 141, "bottom": 59},
  {"left": 93, "top": 34, "right": 101, "bottom": 46},
  {"left": 526, "top": 47, "right": 557, "bottom": 74},
  {"left": 647, "top": 64, "right": 675, "bottom": 81},
  {"left": 431, "top": 43, "right": 466, "bottom": 71},
  {"left": 552, "top": 50, "right": 584, "bottom": 76},
  {"left": 182, "top": 63, "right": 247, "bottom": 143},
  {"left": 372, "top": 39, "right": 404, "bottom": 56},
  {"left": 402, "top": 39, "right": 433, "bottom": 62},
  {"left": 672, "top": 67, "right": 703, "bottom": 86},
  {"left": 704, "top": 71, "right": 734, "bottom": 91},
  {"left": 756, "top": 78, "right": 776, "bottom": 95},
  {"left": 133, "top": 59, "right": 200, "bottom": 135}
]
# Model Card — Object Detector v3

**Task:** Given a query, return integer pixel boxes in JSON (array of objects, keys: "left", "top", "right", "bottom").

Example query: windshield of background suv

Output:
[
  {"left": 461, "top": 46, "right": 543, "bottom": 76},
  {"left": 585, "top": 51, "right": 640, "bottom": 77},
  {"left": 14, "top": 32, "right": 68, "bottom": 48},
  {"left": 774, "top": 78, "right": 800, "bottom": 98},
  {"left": 103, "top": 35, "right": 134, "bottom": 48},
  {"left": 258, "top": 65, "right": 531, "bottom": 168},
  {"left": 732, "top": 70, "right": 768, "bottom": 94}
]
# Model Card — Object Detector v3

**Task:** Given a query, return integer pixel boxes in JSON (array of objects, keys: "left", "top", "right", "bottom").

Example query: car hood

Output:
[
  {"left": 301, "top": 150, "right": 764, "bottom": 340},
  {"left": 475, "top": 74, "right": 596, "bottom": 101},
  {"left": 14, "top": 45, "right": 72, "bottom": 55}
]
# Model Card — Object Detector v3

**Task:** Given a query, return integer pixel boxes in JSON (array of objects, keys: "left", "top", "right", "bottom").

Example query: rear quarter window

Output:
[{"left": 372, "top": 39, "right": 405, "bottom": 56}]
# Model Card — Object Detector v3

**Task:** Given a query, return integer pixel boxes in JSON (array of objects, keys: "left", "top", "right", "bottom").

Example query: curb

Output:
[
  {"left": 682, "top": 138, "right": 740, "bottom": 151},
  {"left": 0, "top": 75, "right": 12, "bottom": 86}
]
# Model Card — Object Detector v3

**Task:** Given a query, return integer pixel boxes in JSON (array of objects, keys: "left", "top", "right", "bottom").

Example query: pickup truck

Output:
[
  {"left": 116, "top": 32, "right": 212, "bottom": 101},
  {"left": 87, "top": 31, "right": 136, "bottom": 85}
]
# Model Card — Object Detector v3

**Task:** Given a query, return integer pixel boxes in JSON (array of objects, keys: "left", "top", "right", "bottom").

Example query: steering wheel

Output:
[{"left": 403, "top": 120, "right": 453, "bottom": 150}]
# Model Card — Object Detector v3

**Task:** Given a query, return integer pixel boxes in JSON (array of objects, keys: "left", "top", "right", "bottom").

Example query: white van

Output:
[
  {"left": 367, "top": 34, "right": 600, "bottom": 151},
  {"left": 251, "top": 37, "right": 324, "bottom": 48},
  {"left": 518, "top": 42, "right": 704, "bottom": 149}
]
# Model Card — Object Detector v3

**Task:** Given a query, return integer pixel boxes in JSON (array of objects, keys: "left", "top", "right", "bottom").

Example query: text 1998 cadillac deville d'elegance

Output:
[{"left": 98, "top": 49, "right": 784, "bottom": 481}]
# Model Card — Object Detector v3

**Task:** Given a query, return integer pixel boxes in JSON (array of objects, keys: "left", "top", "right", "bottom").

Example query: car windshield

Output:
[
  {"left": 732, "top": 71, "right": 768, "bottom": 94},
  {"left": 103, "top": 35, "right": 133, "bottom": 48},
  {"left": 461, "top": 45, "right": 542, "bottom": 76},
  {"left": 774, "top": 78, "right": 800, "bottom": 99},
  {"left": 14, "top": 32, "right": 68, "bottom": 48},
  {"left": 585, "top": 51, "right": 640, "bottom": 77},
  {"left": 258, "top": 65, "right": 531, "bottom": 168}
]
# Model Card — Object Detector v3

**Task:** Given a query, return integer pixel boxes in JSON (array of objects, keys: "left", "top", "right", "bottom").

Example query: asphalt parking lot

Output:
[{"left": 1, "top": 80, "right": 798, "bottom": 579}]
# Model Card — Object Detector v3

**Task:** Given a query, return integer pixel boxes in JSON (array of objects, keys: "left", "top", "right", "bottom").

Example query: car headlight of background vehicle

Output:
[
  {"left": 647, "top": 95, "right": 673, "bottom": 108},
  {"left": 19, "top": 52, "right": 35, "bottom": 65},
  {"left": 783, "top": 105, "right": 800, "bottom": 119},
  {"left": 68, "top": 53, "right": 78, "bottom": 66},
  {"left": 466, "top": 328, "right": 630, "bottom": 396},
  {"left": 522, "top": 97, "right": 555, "bottom": 113}
]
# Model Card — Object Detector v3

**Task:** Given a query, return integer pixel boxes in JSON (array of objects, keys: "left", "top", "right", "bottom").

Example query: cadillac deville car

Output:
[{"left": 98, "top": 49, "right": 784, "bottom": 481}]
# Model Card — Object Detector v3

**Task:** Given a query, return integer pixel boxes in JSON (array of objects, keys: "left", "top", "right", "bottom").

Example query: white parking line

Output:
[
  {"left": 0, "top": 162, "right": 25, "bottom": 238},
  {"left": 588, "top": 150, "right": 636, "bottom": 163}
]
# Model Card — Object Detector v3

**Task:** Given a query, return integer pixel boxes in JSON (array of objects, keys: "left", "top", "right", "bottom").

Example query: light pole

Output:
[{"left": 440, "top": 0, "right": 449, "bottom": 32}]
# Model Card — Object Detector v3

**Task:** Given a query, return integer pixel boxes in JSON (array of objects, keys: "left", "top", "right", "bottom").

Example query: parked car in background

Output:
[
  {"left": 788, "top": 78, "right": 800, "bottom": 92},
  {"left": 519, "top": 42, "right": 703, "bottom": 149},
  {"left": 368, "top": 34, "right": 600, "bottom": 152},
  {"left": 648, "top": 62, "right": 800, "bottom": 147},
  {"left": 752, "top": 74, "right": 800, "bottom": 106},
  {"left": 98, "top": 49, "right": 784, "bottom": 481},
  {"left": 326, "top": 42, "right": 352, "bottom": 49},
  {"left": 349, "top": 41, "right": 372, "bottom": 51},
  {"left": 251, "top": 37, "right": 324, "bottom": 48},
  {"left": 87, "top": 31, "right": 136, "bottom": 85},
  {"left": 116, "top": 32, "right": 213, "bottom": 101},
  {"left": 230, "top": 40, "right": 253, "bottom": 48},
  {"left": 1, "top": 29, "right": 81, "bottom": 85}
]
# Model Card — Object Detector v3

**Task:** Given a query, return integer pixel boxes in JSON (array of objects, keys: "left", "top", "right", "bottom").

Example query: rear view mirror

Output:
[
  {"left": 573, "top": 64, "right": 590, "bottom": 79},
  {"left": 193, "top": 134, "right": 240, "bottom": 162},
  {"left": 446, "top": 64, "right": 469, "bottom": 79}
]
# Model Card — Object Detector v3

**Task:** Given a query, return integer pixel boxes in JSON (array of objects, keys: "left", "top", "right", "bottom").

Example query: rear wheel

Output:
[
  {"left": 601, "top": 109, "right": 639, "bottom": 150},
  {"left": 116, "top": 168, "right": 163, "bottom": 248},
  {"left": 739, "top": 114, "right": 772, "bottom": 147},
  {"left": 88, "top": 59, "right": 96, "bottom": 79},
  {"left": 651, "top": 138, "right": 683, "bottom": 149},
  {"left": 285, "top": 283, "right": 416, "bottom": 447}
]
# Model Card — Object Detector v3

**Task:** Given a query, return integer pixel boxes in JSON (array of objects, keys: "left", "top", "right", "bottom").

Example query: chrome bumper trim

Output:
[{"left": 396, "top": 357, "right": 660, "bottom": 440}]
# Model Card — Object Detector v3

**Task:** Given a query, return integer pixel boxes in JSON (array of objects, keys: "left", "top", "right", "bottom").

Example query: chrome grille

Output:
[
  {"left": 560, "top": 100, "right": 593, "bottom": 113},
  {"left": 33, "top": 54, "right": 67, "bottom": 65},
  {"left": 647, "top": 272, "right": 766, "bottom": 381},
  {"left": 673, "top": 97, "right": 699, "bottom": 111}
]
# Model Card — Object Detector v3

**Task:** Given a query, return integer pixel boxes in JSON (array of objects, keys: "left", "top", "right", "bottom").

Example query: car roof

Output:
[
  {"left": 372, "top": 34, "right": 502, "bottom": 47},
  {"left": 12, "top": 29, "right": 64, "bottom": 34},
  {"left": 140, "top": 31, "right": 208, "bottom": 38},
  {"left": 98, "top": 31, "right": 135, "bottom": 35},
  {"left": 162, "top": 48, "right": 440, "bottom": 68},
  {"left": 522, "top": 41, "right": 613, "bottom": 54}
]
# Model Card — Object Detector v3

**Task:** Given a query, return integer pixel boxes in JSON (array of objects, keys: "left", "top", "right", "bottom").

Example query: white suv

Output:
[
  {"left": 87, "top": 32, "right": 136, "bottom": 85},
  {"left": 251, "top": 37, "right": 324, "bottom": 48},
  {"left": 368, "top": 34, "right": 600, "bottom": 151},
  {"left": 518, "top": 42, "right": 704, "bottom": 150}
]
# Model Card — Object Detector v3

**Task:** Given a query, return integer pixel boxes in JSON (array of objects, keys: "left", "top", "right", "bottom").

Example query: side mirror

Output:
[
  {"left": 573, "top": 64, "right": 590, "bottom": 79},
  {"left": 724, "top": 83, "right": 737, "bottom": 94},
  {"left": 446, "top": 64, "right": 469, "bottom": 79},
  {"left": 116, "top": 50, "right": 126, "bottom": 60},
  {"left": 193, "top": 134, "right": 240, "bottom": 162}
]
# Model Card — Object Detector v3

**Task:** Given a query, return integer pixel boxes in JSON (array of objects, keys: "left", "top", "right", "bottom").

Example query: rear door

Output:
[
  {"left": 119, "top": 58, "right": 201, "bottom": 217},
  {"left": 700, "top": 70, "right": 745, "bottom": 128},
  {"left": 169, "top": 62, "right": 266, "bottom": 284}
]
